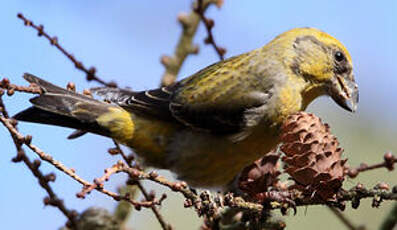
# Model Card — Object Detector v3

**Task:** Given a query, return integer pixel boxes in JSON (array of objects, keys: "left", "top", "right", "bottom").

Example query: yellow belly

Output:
[{"left": 125, "top": 115, "right": 280, "bottom": 188}]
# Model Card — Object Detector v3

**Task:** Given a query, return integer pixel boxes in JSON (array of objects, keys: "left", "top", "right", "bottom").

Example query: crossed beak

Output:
[{"left": 329, "top": 74, "right": 359, "bottom": 113}]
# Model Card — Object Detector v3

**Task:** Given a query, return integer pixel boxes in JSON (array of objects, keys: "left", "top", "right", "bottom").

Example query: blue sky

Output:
[{"left": 0, "top": 1, "right": 396, "bottom": 229}]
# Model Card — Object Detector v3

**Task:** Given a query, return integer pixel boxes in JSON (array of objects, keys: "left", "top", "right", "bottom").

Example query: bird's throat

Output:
[{"left": 301, "top": 82, "right": 325, "bottom": 110}]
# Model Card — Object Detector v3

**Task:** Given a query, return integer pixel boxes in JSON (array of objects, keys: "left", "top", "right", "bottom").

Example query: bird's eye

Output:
[{"left": 334, "top": 51, "right": 345, "bottom": 62}]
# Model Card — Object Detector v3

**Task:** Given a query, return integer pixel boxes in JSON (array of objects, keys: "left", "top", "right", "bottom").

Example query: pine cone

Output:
[
  {"left": 238, "top": 150, "right": 281, "bottom": 196},
  {"left": 280, "top": 112, "right": 347, "bottom": 200}
]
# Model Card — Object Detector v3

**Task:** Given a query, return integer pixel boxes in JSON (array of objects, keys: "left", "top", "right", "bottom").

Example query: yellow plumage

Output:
[
  {"left": 96, "top": 107, "right": 135, "bottom": 143},
  {"left": 15, "top": 28, "right": 358, "bottom": 188}
]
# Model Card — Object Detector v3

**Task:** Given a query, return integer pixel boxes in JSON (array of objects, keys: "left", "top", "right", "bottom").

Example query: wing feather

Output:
[{"left": 92, "top": 53, "right": 274, "bottom": 138}]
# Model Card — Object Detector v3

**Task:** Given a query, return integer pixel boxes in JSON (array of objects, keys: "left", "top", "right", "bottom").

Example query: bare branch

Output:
[
  {"left": 17, "top": 13, "right": 117, "bottom": 87},
  {"left": 380, "top": 202, "right": 397, "bottom": 230},
  {"left": 195, "top": 0, "right": 226, "bottom": 60},
  {"left": 346, "top": 152, "right": 396, "bottom": 178},
  {"left": 76, "top": 161, "right": 166, "bottom": 210},
  {"left": 328, "top": 207, "right": 365, "bottom": 230},
  {"left": 111, "top": 141, "right": 172, "bottom": 230},
  {"left": 0, "top": 95, "right": 77, "bottom": 228},
  {"left": 0, "top": 104, "right": 162, "bottom": 212},
  {"left": 0, "top": 78, "right": 42, "bottom": 95},
  {"left": 160, "top": 0, "right": 221, "bottom": 86}
]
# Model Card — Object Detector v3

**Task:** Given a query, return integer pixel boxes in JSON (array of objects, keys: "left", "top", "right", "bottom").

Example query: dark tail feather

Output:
[
  {"left": 24, "top": 72, "right": 99, "bottom": 102},
  {"left": 14, "top": 107, "right": 111, "bottom": 137},
  {"left": 24, "top": 73, "right": 70, "bottom": 94},
  {"left": 14, "top": 73, "right": 114, "bottom": 138}
]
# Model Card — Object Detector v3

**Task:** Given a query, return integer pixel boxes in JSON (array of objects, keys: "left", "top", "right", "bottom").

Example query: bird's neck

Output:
[
  {"left": 300, "top": 82, "right": 326, "bottom": 110},
  {"left": 269, "top": 76, "right": 325, "bottom": 125}
]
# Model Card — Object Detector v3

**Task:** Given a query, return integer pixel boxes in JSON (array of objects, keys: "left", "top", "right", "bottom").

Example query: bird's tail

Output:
[{"left": 14, "top": 73, "right": 135, "bottom": 142}]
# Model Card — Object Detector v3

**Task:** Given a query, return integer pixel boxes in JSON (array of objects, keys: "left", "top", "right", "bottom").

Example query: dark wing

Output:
[
  {"left": 92, "top": 54, "right": 273, "bottom": 137},
  {"left": 168, "top": 94, "right": 268, "bottom": 135},
  {"left": 92, "top": 84, "right": 268, "bottom": 136},
  {"left": 92, "top": 84, "right": 272, "bottom": 139}
]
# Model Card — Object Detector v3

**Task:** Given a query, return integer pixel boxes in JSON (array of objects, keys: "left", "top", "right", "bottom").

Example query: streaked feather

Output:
[{"left": 92, "top": 53, "right": 274, "bottom": 139}]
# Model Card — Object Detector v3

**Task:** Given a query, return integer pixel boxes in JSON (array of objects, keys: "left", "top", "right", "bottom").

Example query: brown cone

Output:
[
  {"left": 280, "top": 112, "right": 347, "bottom": 200},
  {"left": 238, "top": 150, "right": 281, "bottom": 196}
]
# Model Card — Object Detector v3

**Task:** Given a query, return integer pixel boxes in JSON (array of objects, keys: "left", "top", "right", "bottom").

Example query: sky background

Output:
[{"left": 0, "top": 1, "right": 396, "bottom": 229}]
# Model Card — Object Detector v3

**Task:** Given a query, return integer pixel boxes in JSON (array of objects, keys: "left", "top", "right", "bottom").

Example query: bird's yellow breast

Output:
[
  {"left": 125, "top": 114, "right": 177, "bottom": 167},
  {"left": 167, "top": 123, "right": 281, "bottom": 187},
  {"left": 124, "top": 114, "right": 280, "bottom": 188}
]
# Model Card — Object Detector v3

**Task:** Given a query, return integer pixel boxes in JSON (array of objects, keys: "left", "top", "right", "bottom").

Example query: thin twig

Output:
[
  {"left": 137, "top": 183, "right": 172, "bottom": 230},
  {"left": 0, "top": 115, "right": 91, "bottom": 186},
  {"left": 0, "top": 78, "right": 42, "bottom": 95},
  {"left": 0, "top": 92, "right": 10, "bottom": 118},
  {"left": 76, "top": 161, "right": 165, "bottom": 210},
  {"left": 76, "top": 160, "right": 125, "bottom": 198},
  {"left": 160, "top": 0, "right": 221, "bottom": 86},
  {"left": 346, "top": 152, "right": 396, "bottom": 178},
  {"left": 112, "top": 140, "right": 172, "bottom": 230},
  {"left": 379, "top": 202, "right": 397, "bottom": 230},
  {"left": 17, "top": 13, "right": 116, "bottom": 87},
  {"left": 0, "top": 111, "right": 161, "bottom": 211},
  {"left": 119, "top": 162, "right": 397, "bottom": 215},
  {"left": 0, "top": 96, "right": 77, "bottom": 228},
  {"left": 328, "top": 207, "right": 364, "bottom": 230},
  {"left": 195, "top": 0, "right": 226, "bottom": 60}
]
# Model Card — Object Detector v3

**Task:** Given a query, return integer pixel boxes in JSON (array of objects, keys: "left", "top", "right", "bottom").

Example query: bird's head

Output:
[{"left": 274, "top": 28, "right": 359, "bottom": 112}]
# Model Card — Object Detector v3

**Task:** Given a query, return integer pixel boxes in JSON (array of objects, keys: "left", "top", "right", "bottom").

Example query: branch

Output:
[
  {"left": 110, "top": 141, "right": 172, "bottom": 230},
  {"left": 76, "top": 161, "right": 166, "bottom": 210},
  {"left": 160, "top": 0, "right": 221, "bottom": 86},
  {"left": 1, "top": 75, "right": 172, "bottom": 229},
  {"left": 17, "top": 13, "right": 117, "bottom": 87},
  {"left": 118, "top": 161, "right": 397, "bottom": 215},
  {"left": 0, "top": 78, "right": 42, "bottom": 95},
  {"left": 0, "top": 95, "right": 77, "bottom": 228},
  {"left": 0, "top": 104, "right": 163, "bottom": 211},
  {"left": 328, "top": 207, "right": 365, "bottom": 230},
  {"left": 76, "top": 161, "right": 124, "bottom": 199},
  {"left": 195, "top": 0, "right": 226, "bottom": 60},
  {"left": 0, "top": 114, "right": 91, "bottom": 186},
  {"left": 380, "top": 202, "right": 397, "bottom": 230},
  {"left": 346, "top": 152, "right": 396, "bottom": 178}
]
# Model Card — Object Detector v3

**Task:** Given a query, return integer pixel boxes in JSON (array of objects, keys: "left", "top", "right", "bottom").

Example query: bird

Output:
[{"left": 14, "top": 27, "right": 358, "bottom": 189}]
